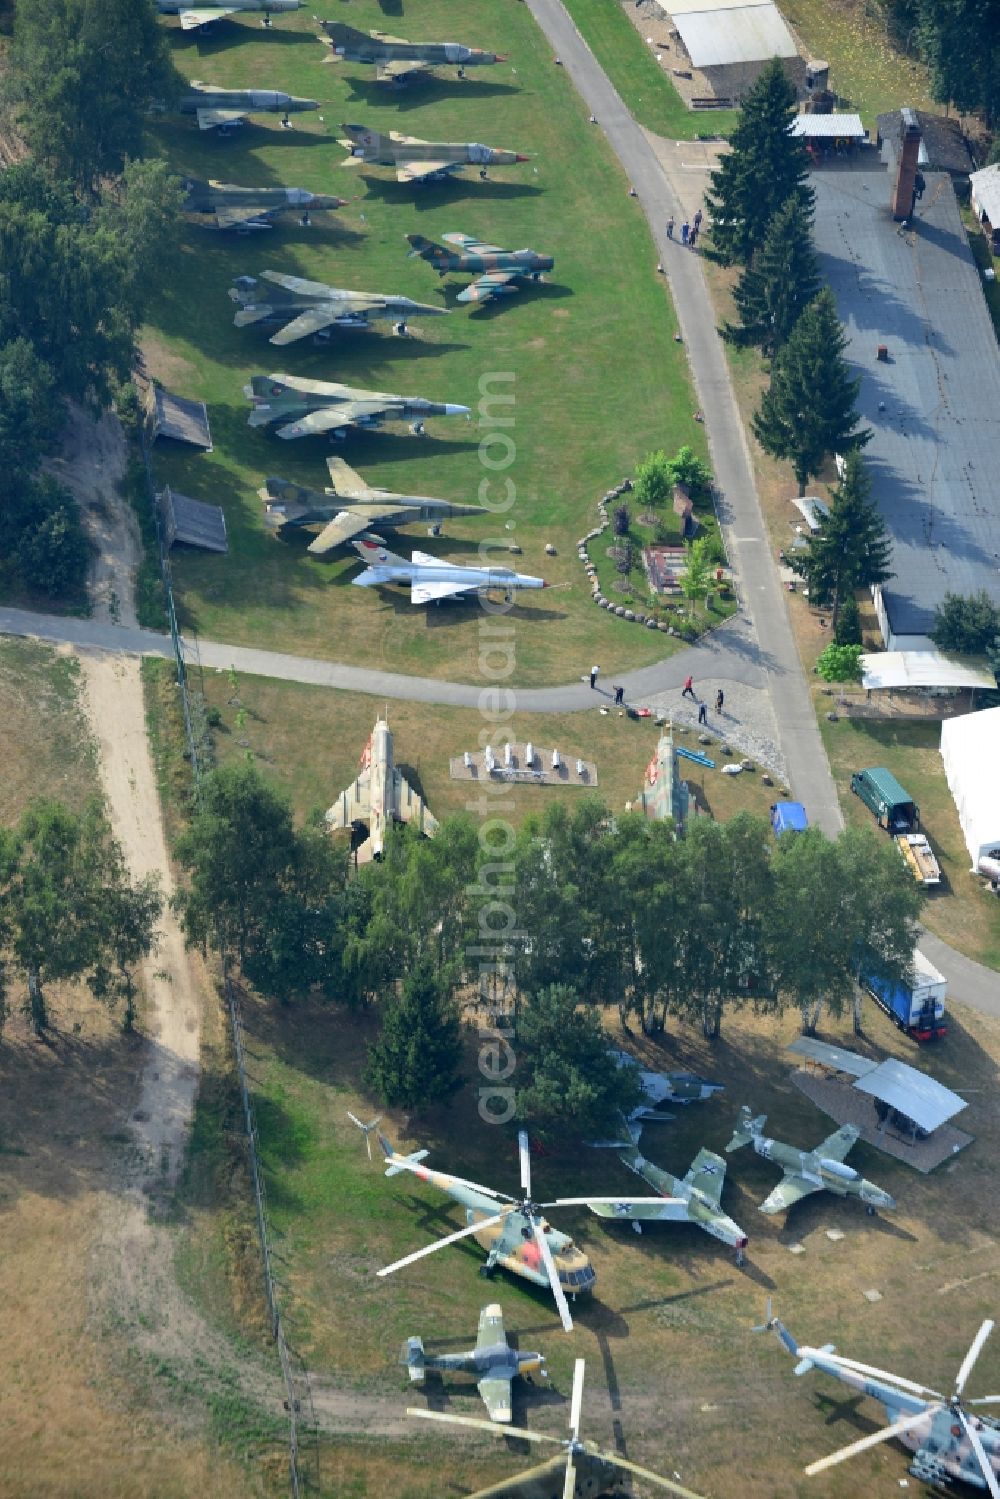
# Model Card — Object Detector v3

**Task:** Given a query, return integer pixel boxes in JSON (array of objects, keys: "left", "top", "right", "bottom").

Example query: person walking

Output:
[
  {"left": 698, "top": 701, "right": 708, "bottom": 725},
  {"left": 715, "top": 688, "right": 724, "bottom": 713},
  {"left": 614, "top": 684, "right": 625, "bottom": 706},
  {"left": 590, "top": 664, "right": 600, "bottom": 689},
  {"left": 693, "top": 208, "right": 703, "bottom": 232},
  {"left": 666, "top": 215, "right": 675, "bottom": 239},
  {"left": 688, "top": 224, "right": 699, "bottom": 250},
  {"left": 680, "top": 221, "right": 690, "bottom": 245},
  {"left": 681, "top": 675, "right": 696, "bottom": 699}
]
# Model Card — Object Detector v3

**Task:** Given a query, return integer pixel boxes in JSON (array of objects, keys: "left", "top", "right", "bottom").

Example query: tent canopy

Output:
[
  {"left": 788, "top": 1037, "right": 878, "bottom": 1077},
  {"left": 854, "top": 1058, "right": 967, "bottom": 1133},
  {"left": 861, "top": 651, "right": 995, "bottom": 692},
  {"left": 940, "top": 706, "right": 1000, "bottom": 866}
]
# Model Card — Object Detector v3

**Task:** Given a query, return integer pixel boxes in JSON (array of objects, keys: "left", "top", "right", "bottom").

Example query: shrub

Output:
[
  {"left": 815, "top": 643, "right": 863, "bottom": 682},
  {"left": 834, "top": 593, "right": 862, "bottom": 646},
  {"left": 17, "top": 486, "right": 90, "bottom": 597},
  {"left": 613, "top": 502, "right": 630, "bottom": 536}
]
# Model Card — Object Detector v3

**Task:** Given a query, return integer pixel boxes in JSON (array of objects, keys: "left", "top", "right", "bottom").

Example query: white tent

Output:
[{"left": 940, "top": 706, "right": 1000, "bottom": 867}]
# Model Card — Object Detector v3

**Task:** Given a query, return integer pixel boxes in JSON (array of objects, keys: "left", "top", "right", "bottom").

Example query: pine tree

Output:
[
  {"left": 706, "top": 58, "right": 814, "bottom": 267},
  {"left": 364, "top": 957, "right": 463, "bottom": 1111},
  {"left": 791, "top": 452, "right": 892, "bottom": 630},
  {"left": 752, "top": 290, "right": 871, "bottom": 496},
  {"left": 724, "top": 196, "right": 821, "bottom": 355}
]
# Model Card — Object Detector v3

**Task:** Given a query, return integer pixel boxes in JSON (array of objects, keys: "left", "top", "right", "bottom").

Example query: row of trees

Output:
[
  {"left": 876, "top": 0, "right": 1000, "bottom": 128},
  {"left": 172, "top": 766, "right": 924, "bottom": 1135},
  {"left": 0, "top": 0, "right": 182, "bottom": 598},
  {"left": 0, "top": 799, "right": 161, "bottom": 1037}
]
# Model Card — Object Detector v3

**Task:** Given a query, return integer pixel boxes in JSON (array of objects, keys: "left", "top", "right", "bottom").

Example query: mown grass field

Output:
[{"left": 144, "top": 0, "right": 706, "bottom": 685}]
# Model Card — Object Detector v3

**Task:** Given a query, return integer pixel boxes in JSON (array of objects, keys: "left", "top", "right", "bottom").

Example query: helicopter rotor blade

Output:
[
  {"left": 561, "top": 1453, "right": 577, "bottom": 1499},
  {"left": 804, "top": 1409, "right": 937, "bottom": 1477},
  {"left": 378, "top": 1210, "right": 509, "bottom": 1276},
  {"left": 544, "top": 1196, "right": 686, "bottom": 1209},
  {"left": 568, "top": 1357, "right": 585, "bottom": 1442},
  {"left": 532, "top": 1216, "right": 574, "bottom": 1333},
  {"left": 519, "top": 1129, "right": 532, "bottom": 1198},
  {"left": 406, "top": 1408, "right": 558, "bottom": 1444},
  {"left": 752, "top": 1297, "right": 774, "bottom": 1332},
  {"left": 955, "top": 1321, "right": 995, "bottom": 1399},
  {"left": 596, "top": 1449, "right": 709, "bottom": 1498},
  {"left": 967, "top": 1396, "right": 1000, "bottom": 1406},
  {"left": 956, "top": 1406, "right": 1000, "bottom": 1499},
  {"left": 797, "top": 1348, "right": 943, "bottom": 1401}
]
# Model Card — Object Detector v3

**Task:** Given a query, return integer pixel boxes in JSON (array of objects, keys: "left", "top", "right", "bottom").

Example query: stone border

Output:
[{"left": 578, "top": 477, "right": 675, "bottom": 633}]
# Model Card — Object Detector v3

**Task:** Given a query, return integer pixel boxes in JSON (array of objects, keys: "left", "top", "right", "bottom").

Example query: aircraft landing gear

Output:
[
  {"left": 300, "top": 211, "right": 311, "bottom": 227},
  {"left": 866, "top": 1205, "right": 876, "bottom": 1216},
  {"left": 410, "top": 420, "right": 426, "bottom": 436},
  {"left": 393, "top": 320, "right": 411, "bottom": 337},
  {"left": 736, "top": 1247, "right": 746, "bottom": 1267},
  {"left": 479, "top": 168, "right": 489, "bottom": 180},
  {"left": 632, "top": 1223, "right": 643, "bottom": 1236},
  {"left": 281, "top": 114, "right": 292, "bottom": 129},
  {"left": 457, "top": 66, "right": 466, "bottom": 78},
  {"left": 261, "top": 13, "right": 271, "bottom": 25}
]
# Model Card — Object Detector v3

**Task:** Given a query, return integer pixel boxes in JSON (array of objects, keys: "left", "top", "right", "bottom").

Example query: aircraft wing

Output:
[
  {"left": 588, "top": 1199, "right": 687, "bottom": 1222},
  {"left": 758, "top": 1172, "right": 823, "bottom": 1215},
  {"left": 279, "top": 399, "right": 390, "bottom": 437},
  {"left": 326, "top": 455, "right": 374, "bottom": 499},
  {"left": 683, "top": 1148, "right": 727, "bottom": 1204},
  {"left": 197, "top": 107, "right": 250, "bottom": 130},
  {"left": 214, "top": 204, "right": 276, "bottom": 228},
  {"left": 269, "top": 305, "right": 349, "bottom": 345},
  {"left": 476, "top": 1303, "right": 505, "bottom": 1352},
  {"left": 476, "top": 1376, "right": 513, "bottom": 1424},
  {"left": 442, "top": 233, "right": 505, "bottom": 253},
  {"left": 398, "top": 160, "right": 459, "bottom": 183},
  {"left": 263, "top": 270, "right": 338, "bottom": 297},
  {"left": 376, "top": 58, "right": 427, "bottom": 81},
  {"left": 393, "top": 768, "right": 440, "bottom": 834},
  {"left": 180, "top": 6, "right": 237, "bottom": 27},
  {"left": 327, "top": 770, "right": 371, "bottom": 830},
  {"left": 458, "top": 270, "right": 522, "bottom": 304},
  {"left": 817, "top": 1123, "right": 860, "bottom": 1162},
  {"left": 410, "top": 578, "right": 478, "bottom": 603},
  {"left": 307, "top": 505, "right": 405, "bottom": 554}
]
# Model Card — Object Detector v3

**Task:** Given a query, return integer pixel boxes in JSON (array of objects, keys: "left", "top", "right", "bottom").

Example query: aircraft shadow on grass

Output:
[
  {"left": 230, "top": 327, "right": 471, "bottom": 362},
  {"left": 457, "top": 281, "right": 575, "bottom": 316},
  {"left": 170, "top": 23, "right": 318, "bottom": 57},
  {"left": 358, "top": 176, "right": 543, "bottom": 211},
  {"left": 344, "top": 76, "right": 521, "bottom": 112}
]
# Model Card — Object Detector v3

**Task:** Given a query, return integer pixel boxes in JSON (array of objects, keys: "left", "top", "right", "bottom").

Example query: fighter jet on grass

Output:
[
  {"left": 407, "top": 232, "right": 554, "bottom": 305},
  {"left": 726, "top": 1106, "right": 896, "bottom": 1217},
  {"left": 176, "top": 83, "right": 319, "bottom": 132},
  {"left": 230, "top": 271, "right": 446, "bottom": 343},
  {"left": 350, "top": 537, "right": 546, "bottom": 605},
  {"left": 327, "top": 717, "right": 437, "bottom": 861},
  {"left": 245, "top": 373, "right": 470, "bottom": 439},
  {"left": 402, "top": 1304, "right": 545, "bottom": 1424},
  {"left": 181, "top": 178, "right": 347, "bottom": 231},
  {"left": 317, "top": 22, "right": 506, "bottom": 83},
  {"left": 157, "top": 0, "right": 301, "bottom": 29},
  {"left": 338, "top": 123, "right": 528, "bottom": 184},
  {"left": 259, "top": 454, "right": 488, "bottom": 553}
]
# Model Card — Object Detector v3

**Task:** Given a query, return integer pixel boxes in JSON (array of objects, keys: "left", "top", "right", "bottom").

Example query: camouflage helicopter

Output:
[
  {"left": 354, "top": 1120, "right": 681, "bottom": 1332},
  {"left": 410, "top": 1357, "right": 706, "bottom": 1497},
  {"left": 757, "top": 1301, "right": 1000, "bottom": 1493}
]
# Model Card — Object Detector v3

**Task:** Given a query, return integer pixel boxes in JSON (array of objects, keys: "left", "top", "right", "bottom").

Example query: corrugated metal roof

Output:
[
  {"left": 811, "top": 162, "right": 1000, "bottom": 639},
  {"left": 791, "top": 114, "right": 866, "bottom": 140},
  {"left": 970, "top": 164, "right": 1000, "bottom": 226},
  {"left": 788, "top": 1037, "right": 879, "bottom": 1077},
  {"left": 861, "top": 650, "right": 996, "bottom": 691},
  {"left": 793, "top": 495, "right": 830, "bottom": 531},
  {"left": 662, "top": 0, "right": 770, "bottom": 14},
  {"left": 854, "top": 1058, "right": 967, "bottom": 1132},
  {"left": 673, "top": 3, "right": 796, "bottom": 67}
]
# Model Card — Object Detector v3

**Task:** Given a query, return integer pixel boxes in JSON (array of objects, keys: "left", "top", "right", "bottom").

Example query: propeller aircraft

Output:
[
  {"left": 410, "top": 1357, "right": 707, "bottom": 1498},
  {"left": 726, "top": 1105, "right": 896, "bottom": 1217},
  {"left": 757, "top": 1302, "right": 1000, "bottom": 1494},
  {"left": 402, "top": 1303, "right": 545, "bottom": 1424}
]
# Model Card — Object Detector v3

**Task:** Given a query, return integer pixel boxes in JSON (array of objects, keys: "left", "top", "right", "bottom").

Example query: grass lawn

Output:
[
  {"left": 184, "top": 985, "right": 1000, "bottom": 1497},
  {"left": 144, "top": 0, "right": 706, "bottom": 685},
  {"left": 782, "top": 0, "right": 938, "bottom": 126},
  {"left": 820, "top": 714, "right": 1000, "bottom": 971},
  {"left": 0, "top": 639, "right": 99, "bottom": 823}
]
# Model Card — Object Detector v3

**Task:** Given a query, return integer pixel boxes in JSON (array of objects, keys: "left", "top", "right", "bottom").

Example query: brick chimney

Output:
[{"left": 891, "top": 108, "right": 922, "bottom": 220}]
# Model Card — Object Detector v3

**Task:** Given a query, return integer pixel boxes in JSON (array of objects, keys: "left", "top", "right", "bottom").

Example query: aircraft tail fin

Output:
[
  {"left": 340, "top": 122, "right": 388, "bottom": 155},
  {"left": 406, "top": 233, "right": 450, "bottom": 261},
  {"left": 794, "top": 1343, "right": 836, "bottom": 1377},
  {"left": 726, "top": 1106, "right": 766, "bottom": 1153},
  {"left": 318, "top": 20, "right": 367, "bottom": 46},
  {"left": 584, "top": 1112, "right": 641, "bottom": 1149},
  {"left": 383, "top": 1142, "right": 430, "bottom": 1178},
  {"left": 399, "top": 1335, "right": 426, "bottom": 1380},
  {"left": 752, "top": 1299, "right": 803, "bottom": 1362}
]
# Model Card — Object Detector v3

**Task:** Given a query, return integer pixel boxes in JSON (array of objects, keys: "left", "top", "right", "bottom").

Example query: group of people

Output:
[
  {"left": 666, "top": 206, "right": 703, "bottom": 248},
  {"left": 682, "top": 675, "right": 724, "bottom": 725}
]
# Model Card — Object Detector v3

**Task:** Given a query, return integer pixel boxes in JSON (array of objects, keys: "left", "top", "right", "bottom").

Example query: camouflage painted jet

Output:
[
  {"left": 181, "top": 178, "right": 347, "bottom": 231},
  {"left": 402, "top": 1304, "right": 545, "bottom": 1424},
  {"left": 358, "top": 1125, "right": 673, "bottom": 1332},
  {"left": 259, "top": 454, "right": 488, "bottom": 554},
  {"left": 244, "top": 373, "right": 470, "bottom": 439},
  {"left": 230, "top": 270, "right": 446, "bottom": 343},
  {"left": 156, "top": 0, "right": 301, "bottom": 29},
  {"left": 610, "top": 1048, "right": 723, "bottom": 1122},
  {"left": 327, "top": 718, "right": 437, "bottom": 861},
  {"left": 588, "top": 1120, "right": 748, "bottom": 1263},
  {"left": 176, "top": 83, "right": 319, "bottom": 132},
  {"left": 318, "top": 21, "right": 506, "bottom": 82},
  {"left": 406, "top": 232, "right": 554, "bottom": 305},
  {"left": 411, "top": 1358, "right": 706, "bottom": 1497},
  {"left": 726, "top": 1106, "right": 897, "bottom": 1217},
  {"left": 338, "top": 123, "right": 528, "bottom": 183},
  {"left": 758, "top": 1303, "right": 1000, "bottom": 1494},
  {"left": 350, "top": 537, "right": 546, "bottom": 605}
]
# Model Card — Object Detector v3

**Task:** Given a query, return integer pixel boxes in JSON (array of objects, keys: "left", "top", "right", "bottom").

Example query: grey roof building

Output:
[
  {"left": 875, "top": 108, "right": 974, "bottom": 178},
  {"left": 811, "top": 156, "right": 1000, "bottom": 646}
]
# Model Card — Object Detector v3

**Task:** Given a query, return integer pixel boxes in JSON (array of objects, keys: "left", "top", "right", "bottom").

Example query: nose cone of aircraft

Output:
[
  {"left": 514, "top": 154, "right": 530, "bottom": 162},
  {"left": 444, "top": 404, "right": 471, "bottom": 417}
]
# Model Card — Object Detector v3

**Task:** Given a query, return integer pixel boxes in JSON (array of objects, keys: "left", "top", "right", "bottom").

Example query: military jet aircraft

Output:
[
  {"left": 726, "top": 1106, "right": 896, "bottom": 1217},
  {"left": 358, "top": 1124, "right": 675, "bottom": 1331},
  {"left": 407, "top": 232, "right": 554, "bottom": 305},
  {"left": 157, "top": 0, "right": 301, "bottom": 29},
  {"left": 176, "top": 83, "right": 319, "bottom": 132},
  {"left": 402, "top": 1304, "right": 545, "bottom": 1424},
  {"left": 181, "top": 178, "right": 347, "bottom": 231},
  {"left": 338, "top": 123, "right": 528, "bottom": 184},
  {"left": 245, "top": 373, "right": 470, "bottom": 439},
  {"left": 411, "top": 1358, "right": 707, "bottom": 1497},
  {"left": 588, "top": 1120, "right": 748, "bottom": 1262},
  {"left": 318, "top": 21, "right": 506, "bottom": 82},
  {"left": 350, "top": 538, "right": 546, "bottom": 605},
  {"left": 230, "top": 271, "right": 446, "bottom": 343},
  {"left": 610, "top": 1048, "right": 723, "bottom": 1122},
  {"left": 326, "top": 717, "right": 437, "bottom": 862},
  {"left": 758, "top": 1302, "right": 1000, "bottom": 1494},
  {"left": 260, "top": 456, "right": 488, "bottom": 554}
]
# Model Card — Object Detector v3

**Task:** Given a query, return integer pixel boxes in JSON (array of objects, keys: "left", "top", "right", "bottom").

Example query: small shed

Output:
[
  {"left": 158, "top": 488, "right": 229, "bottom": 553},
  {"left": 791, "top": 112, "right": 866, "bottom": 144},
  {"left": 860, "top": 651, "right": 996, "bottom": 695},
  {"left": 787, "top": 1037, "right": 876, "bottom": 1078},
  {"left": 145, "top": 385, "right": 213, "bottom": 450},
  {"left": 792, "top": 495, "right": 829, "bottom": 532},
  {"left": 940, "top": 706, "right": 1000, "bottom": 868},
  {"left": 970, "top": 163, "right": 1000, "bottom": 252},
  {"left": 672, "top": 483, "right": 694, "bottom": 537},
  {"left": 854, "top": 1057, "right": 967, "bottom": 1136}
]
